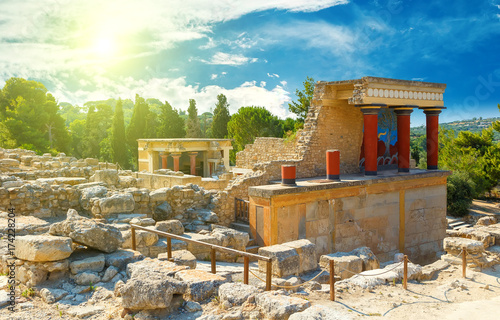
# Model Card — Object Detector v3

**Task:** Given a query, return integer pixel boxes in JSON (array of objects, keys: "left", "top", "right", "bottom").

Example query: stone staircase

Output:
[
  {"left": 231, "top": 221, "right": 260, "bottom": 256},
  {"left": 447, "top": 217, "right": 472, "bottom": 230}
]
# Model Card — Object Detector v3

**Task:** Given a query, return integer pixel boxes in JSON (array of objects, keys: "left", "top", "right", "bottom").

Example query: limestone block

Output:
[
  {"left": 258, "top": 244, "right": 300, "bottom": 278},
  {"left": 443, "top": 237, "right": 484, "bottom": 255},
  {"left": 72, "top": 272, "right": 101, "bottom": 285},
  {"left": 350, "top": 246, "right": 380, "bottom": 271},
  {"left": 282, "top": 239, "right": 318, "bottom": 274},
  {"left": 69, "top": 253, "right": 105, "bottom": 274},
  {"left": 40, "top": 288, "right": 68, "bottom": 304},
  {"left": 155, "top": 220, "right": 185, "bottom": 236},
  {"left": 477, "top": 216, "right": 496, "bottom": 226},
  {"left": 104, "top": 249, "right": 144, "bottom": 270},
  {"left": 129, "top": 217, "right": 156, "bottom": 227},
  {"left": 218, "top": 283, "right": 259, "bottom": 307},
  {"left": 289, "top": 305, "right": 354, "bottom": 320},
  {"left": 158, "top": 250, "right": 196, "bottom": 270},
  {"left": 183, "top": 233, "right": 219, "bottom": 259},
  {"left": 126, "top": 258, "right": 188, "bottom": 279},
  {"left": 149, "top": 188, "right": 169, "bottom": 202},
  {"left": 79, "top": 186, "right": 108, "bottom": 210},
  {"left": 91, "top": 170, "right": 119, "bottom": 186},
  {"left": 255, "top": 291, "right": 311, "bottom": 320},
  {"left": 418, "top": 260, "right": 449, "bottom": 281},
  {"left": 49, "top": 209, "right": 124, "bottom": 253},
  {"left": 319, "top": 253, "right": 363, "bottom": 280},
  {"left": 175, "top": 269, "right": 227, "bottom": 302},
  {"left": 454, "top": 227, "right": 495, "bottom": 248},
  {"left": 85, "top": 158, "right": 99, "bottom": 166},
  {"left": 14, "top": 235, "right": 73, "bottom": 262},
  {"left": 210, "top": 225, "right": 249, "bottom": 251},
  {"left": 149, "top": 238, "right": 188, "bottom": 258},
  {"left": 122, "top": 229, "right": 159, "bottom": 249},
  {"left": 101, "top": 266, "right": 119, "bottom": 282},
  {"left": 154, "top": 201, "right": 174, "bottom": 221},
  {"left": 99, "top": 193, "right": 135, "bottom": 215}
]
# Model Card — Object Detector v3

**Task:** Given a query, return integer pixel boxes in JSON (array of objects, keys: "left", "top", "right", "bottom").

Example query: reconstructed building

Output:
[
  {"left": 232, "top": 77, "right": 450, "bottom": 264},
  {"left": 137, "top": 139, "right": 232, "bottom": 177}
]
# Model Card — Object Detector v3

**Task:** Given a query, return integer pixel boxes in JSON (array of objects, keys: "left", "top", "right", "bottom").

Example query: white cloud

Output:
[
  {"left": 411, "top": 77, "right": 425, "bottom": 81},
  {"left": 260, "top": 81, "right": 266, "bottom": 87},
  {"left": 210, "top": 74, "right": 218, "bottom": 80},
  {"left": 267, "top": 73, "right": 280, "bottom": 78},
  {"left": 205, "top": 52, "right": 258, "bottom": 65},
  {"left": 280, "top": 80, "right": 287, "bottom": 87}
]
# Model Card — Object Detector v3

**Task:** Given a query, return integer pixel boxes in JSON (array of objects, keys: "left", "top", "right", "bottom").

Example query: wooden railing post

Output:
[
  {"left": 462, "top": 247, "right": 467, "bottom": 278},
  {"left": 244, "top": 256, "right": 249, "bottom": 285},
  {"left": 167, "top": 237, "right": 172, "bottom": 260},
  {"left": 330, "top": 259, "right": 335, "bottom": 301},
  {"left": 131, "top": 227, "right": 136, "bottom": 251},
  {"left": 266, "top": 260, "right": 272, "bottom": 291},
  {"left": 211, "top": 248, "right": 216, "bottom": 274},
  {"left": 403, "top": 255, "right": 408, "bottom": 290}
]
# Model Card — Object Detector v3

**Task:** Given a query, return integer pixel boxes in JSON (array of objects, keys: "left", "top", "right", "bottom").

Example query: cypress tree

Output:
[
  {"left": 111, "top": 99, "right": 128, "bottom": 168},
  {"left": 157, "top": 101, "right": 186, "bottom": 138},
  {"left": 211, "top": 94, "right": 231, "bottom": 138},
  {"left": 186, "top": 99, "right": 202, "bottom": 138}
]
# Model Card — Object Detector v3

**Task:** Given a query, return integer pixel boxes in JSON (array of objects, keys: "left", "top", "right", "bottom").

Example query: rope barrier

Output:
[
  {"left": 248, "top": 268, "right": 328, "bottom": 289},
  {"left": 336, "top": 261, "right": 404, "bottom": 278}
]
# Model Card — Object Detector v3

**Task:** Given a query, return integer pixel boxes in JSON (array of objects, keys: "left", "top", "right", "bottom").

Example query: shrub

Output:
[{"left": 447, "top": 171, "right": 475, "bottom": 217}]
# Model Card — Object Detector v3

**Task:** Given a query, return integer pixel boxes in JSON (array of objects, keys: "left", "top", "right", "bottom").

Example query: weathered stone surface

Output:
[
  {"left": 288, "top": 305, "right": 354, "bottom": 320},
  {"left": 219, "top": 283, "right": 259, "bottom": 307},
  {"left": 69, "top": 251, "right": 105, "bottom": 274},
  {"left": 255, "top": 291, "right": 311, "bottom": 320},
  {"left": 158, "top": 250, "right": 197, "bottom": 270},
  {"left": 99, "top": 193, "right": 135, "bottom": 215},
  {"left": 185, "top": 301, "right": 203, "bottom": 313},
  {"left": 14, "top": 260, "right": 70, "bottom": 287},
  {"left": 175, "top": 269, "right": 227, "bottom": 302},
  {"left": 0, "top": 291, "right": 10, "bottom": 308},
  {"left": 91, "top": 169, "right": 119, "bottom": 186},
  {"left": 126, "top": 258, "right": 189, "bottom": 279},
  {"left": 282, "top": 239, "right": 318, "bottom": 274},
  {"left": 66, "top": 305, "right": 105, "bottom": 318},
  {"left": 40, "top": 288, "right": 68, "bottom": 304},
  {"left": 350, "top": 247, "right": 379, "bottom": 271},
  {"left": 320, "top": 253, "right": 363, "bottom": 280},
  {"left": 258, "top": 244, "right": 300, "bottom": 277},
  {"left": 418, "top": 260, "right": 449, "bottom": 281},
  {"left": 154, "top": 201, "right": 173, "bottom": 221},
  {"left": 149, "top": 238, "right": 188, "bottom": 258},
  {"left": 49, "top": 209, "right": 124, "bottom": 253},
  {"left": 155, "top": 220, "right": 185, "bottom": 236},
  {"left": 73, "top": 271, "right": 100, "bottom": 285},
  {"left": 477, "top": 216, "right": 496, "bottom": 226},
  {"left": 344, "top": 262, "right": 422, "bottom": 289},
  {"left": 453, "top": 227, "right": 496, "bottom": 248},
  {"left": 105, "top": 249, "right": 144, "bottom": 269},
  {"left": 120, "top": 273, "right": 187, "bottom": 310},
  {"left": 79, "top": 186, "right": 107, "bottom": 210},
  {"left": 14, "top": 235, "right": 73, "bottom": 262},
  {"left": 183, "top": 233, "right": 219, "bottom": 259},
  {"left": 129, "top": 217, "right": 156, "bottom": 227},
  {"left": 122, "top": 228, "right": 159, "bottom": 248},
  {"left": 196, "top": 209, "right": 219, "bottom": 223},
  {"left": 443, "top": 237, "right": 484, "bottom": 254},
  {"left": 211, "top": 226, "right": 249, "bottom": 251},
  {"left": 102, "top": 266, "right": 120, "bottom": 282}
]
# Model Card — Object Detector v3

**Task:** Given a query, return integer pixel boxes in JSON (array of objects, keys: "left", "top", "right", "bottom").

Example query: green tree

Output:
[
  {"left": 82, "top": 104, "right": 113, "bottom": 159},
  {"left": 227, "top": 106, "right": 283, "bottom": 161},
  {"left": 111, "top": 99, "right": 128, "bottom": 168},
  {"left": 288, "top": 76, "right": 315, "bottom": 123},
  {"left": 211, "top": 94, "right": 231, "bottom": 138},
  {"left": 157, "top": 101, "right": 186, "bottom": 138},
  {"left": 126, "top": 94, "right": 150, "bottom": 167},
  {"left": 0, "top": 77, "right": 70, "bottom": 154},
  {"left": 68, "top": 119, "right": 86, "bottom": 159},
  {"left": 186, "top": 99, "right": 202, "bottom": 138}
]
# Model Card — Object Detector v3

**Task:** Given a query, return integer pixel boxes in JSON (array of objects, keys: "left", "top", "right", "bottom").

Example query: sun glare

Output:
[{"left": 93, "top": 36, "right": 116, "bottom": 57}]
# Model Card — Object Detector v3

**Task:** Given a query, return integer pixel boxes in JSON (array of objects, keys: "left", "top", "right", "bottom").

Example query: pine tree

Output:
[
  {"left": 211, "top": 94, "right": 231, "bottom": 138},
  {"left": 157, "top": 101, "right": 186, "bottom": 138},
  {"left": 186, "top": 99, "right": 202, "bottom": 138},
  {"left": 111, "top": 99, "right": 128, "bottom": 168}
]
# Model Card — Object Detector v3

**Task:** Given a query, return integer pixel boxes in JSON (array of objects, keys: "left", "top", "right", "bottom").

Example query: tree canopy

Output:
[
  {"left": 157, "top": 101, "right": 186, "bottom": 138},
  {"left": 211, "top": 94, "right": 231, "bottom": 138},
  {"left": 186, "top": 99, "right": 202, "bottom": 138},
  {"left": 288, "top": 76, "right": 315, "bottom": 123}
]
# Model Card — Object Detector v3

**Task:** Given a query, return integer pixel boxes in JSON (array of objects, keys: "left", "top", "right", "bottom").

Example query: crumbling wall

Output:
[{"left": 235, "top": 137, "right": 299, "bottom": 169}]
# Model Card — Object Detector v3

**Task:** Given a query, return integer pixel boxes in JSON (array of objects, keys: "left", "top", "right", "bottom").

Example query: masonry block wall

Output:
[
  {"left": 248, "top": 172, "right": 448, "bottom": 264},
  {"left": 235, "top": 137, "right": 299, "bottom": 169}
]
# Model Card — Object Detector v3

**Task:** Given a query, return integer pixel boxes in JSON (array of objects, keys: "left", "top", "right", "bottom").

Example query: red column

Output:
[
  {"left": 171, "top": 153, "right": 181, "bottom": 172},
  {"left": 160, "top": 154, "right": 168, "bottom": 169},
  {"left": 326, "top": 150, "right": 340, "bottom": 180},
  {"left": 395, "top": 108, "right": 413, "bottom": 173},
  {"left": 424, "top": 109, "right": 442, "bottom": 170},
  {"left": 189, "top": 152, "right": 198, "bottom": 175},
  {"left": 361, "top": 106, "right": 381, "bottom": 176},
  {"left": 281, "top": 165, "right": 296, "bottom": 186}
]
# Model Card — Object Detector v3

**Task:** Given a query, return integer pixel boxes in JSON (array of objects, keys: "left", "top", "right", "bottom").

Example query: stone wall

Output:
[
  {"left": 235, "top": 137, "right": 300, "bottom": 169},
  {"left": 135, "top": 172, "right": 230, "bottom": 191}
]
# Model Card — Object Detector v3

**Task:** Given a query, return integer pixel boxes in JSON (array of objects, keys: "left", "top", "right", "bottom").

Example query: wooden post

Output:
[
  {"left": 211, "top": 248, "right": 216, "bottom": 274},
  {"left": 403, "top": 255, "right": 408, "bottom": 290},
  {"left": 266, "top": 260, "right": 272, "bottom": 291},
  {"left": 167, "top": 237, "right": 172, "bottom": 260},
  {"left": 462, "top": 246, "right": 467, "bottom": 278},
  {"left": 244, "top": 256, "right": 249, "bottom": 285},
  {"left": 330, "top": 259, "right": 335, "bottom": 301},
  {"left": 131, "top": 227, "right": 136, "bottom": 251}
]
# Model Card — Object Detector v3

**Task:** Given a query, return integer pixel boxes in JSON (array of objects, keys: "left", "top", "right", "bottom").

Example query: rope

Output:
[
  {"left": 248, "top": 268, "right": 328, "bottom": 289},
  {"left": 336, "top": 261, "right": 404, "bottom": 278}
]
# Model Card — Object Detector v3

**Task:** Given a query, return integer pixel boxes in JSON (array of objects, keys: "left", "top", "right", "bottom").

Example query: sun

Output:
[{"left": 93, "top": 36, "right": 116, "bottom": 57}]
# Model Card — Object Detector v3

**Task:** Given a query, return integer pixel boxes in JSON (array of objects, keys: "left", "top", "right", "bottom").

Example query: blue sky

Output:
[{"left": 1, "top": 0, "right": 500, "bottom": 126}]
